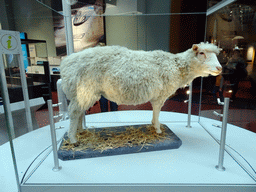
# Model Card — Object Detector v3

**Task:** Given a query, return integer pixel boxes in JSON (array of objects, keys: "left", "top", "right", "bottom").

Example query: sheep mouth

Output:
[{"left": 210, "top": 70, "right": 222, "bottom": 76}]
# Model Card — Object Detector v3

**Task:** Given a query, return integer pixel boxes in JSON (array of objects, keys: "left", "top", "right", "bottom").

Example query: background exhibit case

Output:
[{"left": 0, "top": 0, "right": 256, "bottom": 192}]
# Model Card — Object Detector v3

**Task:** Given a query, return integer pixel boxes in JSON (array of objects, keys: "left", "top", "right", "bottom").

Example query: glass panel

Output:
[
  {"left": 1, "top": 0, "right": 212, "bottom": 187},
  {"left": 35, "top": 0, "right": 173, "bottom": 16},
  {"left": 200, "top": 0, "right": 256, "bottom": 176},
  {"left": 1, "top": 40, "right": 51, "bottom": 185},
  {"left": 1, "top": 52, "right": 55, "bottom": 183},
  {"left": 2, "top": 54, "right": 25, "bottom": 102},
  {"left": 201, "top": 0, "right": 256, "bottom": 129},
  {"left": 207, "top": 0, "right": 224, "bottom": 9},
  {"left": 1, "top": 43, "right": 50, "bottom": 108}
]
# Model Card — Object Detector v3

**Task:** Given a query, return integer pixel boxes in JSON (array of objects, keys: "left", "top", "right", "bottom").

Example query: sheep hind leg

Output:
[
  {"left": 77, "top": 112, "right": 86, "bottom": 133},
  {"left": 74, "top": 93, "right": 101, "bottom": 138},
  {"left": 68, "top": 101, "right": 84, "bottom": 144},
  {"left": 151, "top": 101, "right": 164, "bottom": 134},
  {"left": 68, "top": 115, "right": 81, "bottom": 144}
]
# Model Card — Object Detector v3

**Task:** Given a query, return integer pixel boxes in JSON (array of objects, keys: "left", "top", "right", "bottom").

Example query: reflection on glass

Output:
[
  {"left": 3, "top": 54, "right": 22, "bottom": 88},
  {"left": 203, "top": 1, "right": 256, "bottom": 133},
  {"left": 53, "top": 0, "right": 105, "bottom": 55}
]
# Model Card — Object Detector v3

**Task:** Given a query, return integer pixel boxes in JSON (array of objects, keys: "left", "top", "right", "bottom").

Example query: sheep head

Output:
[{"left": 192, "top": 42, "right": 222, "bottom": 76}]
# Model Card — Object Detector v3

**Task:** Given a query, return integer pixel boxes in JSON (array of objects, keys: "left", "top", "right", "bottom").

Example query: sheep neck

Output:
[{"left": 173, "top": 49, "right": 200, "bottom": 87}]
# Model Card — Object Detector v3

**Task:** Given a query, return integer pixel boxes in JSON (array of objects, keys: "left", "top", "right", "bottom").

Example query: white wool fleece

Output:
[{"left": 60, "top": 43, "right": 222, "bottom": 143}]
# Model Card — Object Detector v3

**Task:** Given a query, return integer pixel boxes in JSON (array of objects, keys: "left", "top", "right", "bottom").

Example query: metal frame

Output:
[
  {"left": 20, "top": 184, "right": 256, "bottom": 192},
  {"left": 0, "top": 29, "right": 33, "bottom": 192},
  {"left": 0, "top": 56, "right": 21, "bottom": 192},
  {"left": 200, "top": 98, "right": 256, "bottom": 182},
  {"left": 47, "top": 100, "right": 62, "bottom": 172},
  {"left": 57, "top": 79, "right": 69, "bottom": 121},
  {"left": 0, "top": 54, "right": 15, "bottom": 138},
  {"left": 186, "top": 82, "right": 193, "bottom": 128},
  {"left": 207, "top": 0, "right": 237, "bottom": 16},
  {"left": 0, "top": 30, "right": 33, "bottom": 134},
  {"left": 3, "top": 1, "right": 255, "bottom": 190},
  {"left": 214, "top": 98, "right": 230, "bottom": 171},
  {"left": 62, "top": 0, "right": 74, "bottom": 55}
]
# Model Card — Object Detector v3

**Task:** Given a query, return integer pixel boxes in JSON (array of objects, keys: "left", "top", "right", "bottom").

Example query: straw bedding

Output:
[{"left": 61, "top": 124, "right": 172, "bottom": 153}]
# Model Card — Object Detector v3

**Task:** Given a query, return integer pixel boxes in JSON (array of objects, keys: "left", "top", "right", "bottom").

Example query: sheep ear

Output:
[{"left": 192, "top": 44, "right": 199, "bottom": 52}]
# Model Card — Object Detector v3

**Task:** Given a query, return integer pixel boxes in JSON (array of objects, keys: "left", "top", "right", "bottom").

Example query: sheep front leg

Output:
[{"left": 151, "top": 101, "right": 164, "bottom": 134}]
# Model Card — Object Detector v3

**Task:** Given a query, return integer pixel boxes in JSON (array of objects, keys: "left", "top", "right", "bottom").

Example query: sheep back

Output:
[{"left": 60, "top": 46, "right": 183, "bottom": 107}]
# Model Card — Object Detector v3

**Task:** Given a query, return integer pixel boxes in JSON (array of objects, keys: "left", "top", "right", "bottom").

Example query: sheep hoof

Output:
[
  {"left": 74, "top": 142, "right": 80, "bottom": 147},
  {"left": 69, "top": 137, "right": 78, "bottom": 144},
  {"left": 77, "top": 128, "right": 84, "bottom": 133},
  {"left": 156, "top": 129, "right": 162, "bottom": 134}
]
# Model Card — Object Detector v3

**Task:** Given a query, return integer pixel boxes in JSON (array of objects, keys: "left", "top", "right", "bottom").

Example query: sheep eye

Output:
[{"left": 199, "top": 52, "right": 204, "bottom": 55}]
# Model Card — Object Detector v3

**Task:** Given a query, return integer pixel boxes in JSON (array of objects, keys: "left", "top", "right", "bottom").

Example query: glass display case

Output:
[
  {"left": 4, "top": 40, "right": 52, "bottom": 103},
  {"left": 0, "top": 1, "right": 255, "bottom": 192}
]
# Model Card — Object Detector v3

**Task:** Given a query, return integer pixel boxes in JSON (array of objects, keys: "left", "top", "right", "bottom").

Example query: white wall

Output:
[
  {"left": 105, "top": 0, "right": 139, "bottom": 15},
  {"left": 105, "top": 15, "right": 139, "bottom": 50},
  {"left": 0, "top": 0, "right": 8, "bottom": 30},
  {"left": 105, "top": 0, "right": 142, "bottom": 50},
  {"left": 105, "top": 0, "right": 171, "bottom": 51}
]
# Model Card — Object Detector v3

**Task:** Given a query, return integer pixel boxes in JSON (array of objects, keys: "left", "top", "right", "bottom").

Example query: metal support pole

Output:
[
  {"left": 186, "top": 82, "right": 192, "bottom": 128},
  {"left": 17, "top": 53, "right": 33, "bottom": 132},
  {"left": 0, "top": 55, "right": 21, "bottom": 192},
  {"left": 215, "top": 97, "right": 230, "bottom": 171},
  {"left": 0, "top": 54, "right": 15, "bottom": 139},
  {"left": 57, "top": 79, "right": 69, "bottom": 120},
  {"left": 47, "top": 100, "right": 62, "bottom": 172},
  {"left": 62, "top": 0, "right": 74, "bottom": 55}
]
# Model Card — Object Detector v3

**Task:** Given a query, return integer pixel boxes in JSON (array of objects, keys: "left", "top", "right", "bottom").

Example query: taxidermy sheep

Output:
[{"left": 60, "top": 42, "right": 222, "bottom": 143}]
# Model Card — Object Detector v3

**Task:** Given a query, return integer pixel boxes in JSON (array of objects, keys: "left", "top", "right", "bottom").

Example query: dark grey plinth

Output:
[{"left": 58, "top": 124, "right": 182, "bottom": 161}]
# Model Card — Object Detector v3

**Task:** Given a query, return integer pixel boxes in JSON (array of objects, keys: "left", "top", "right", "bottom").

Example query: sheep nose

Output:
[{"left": 216, "top": 66, "right": 222, "bottom": 72}]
